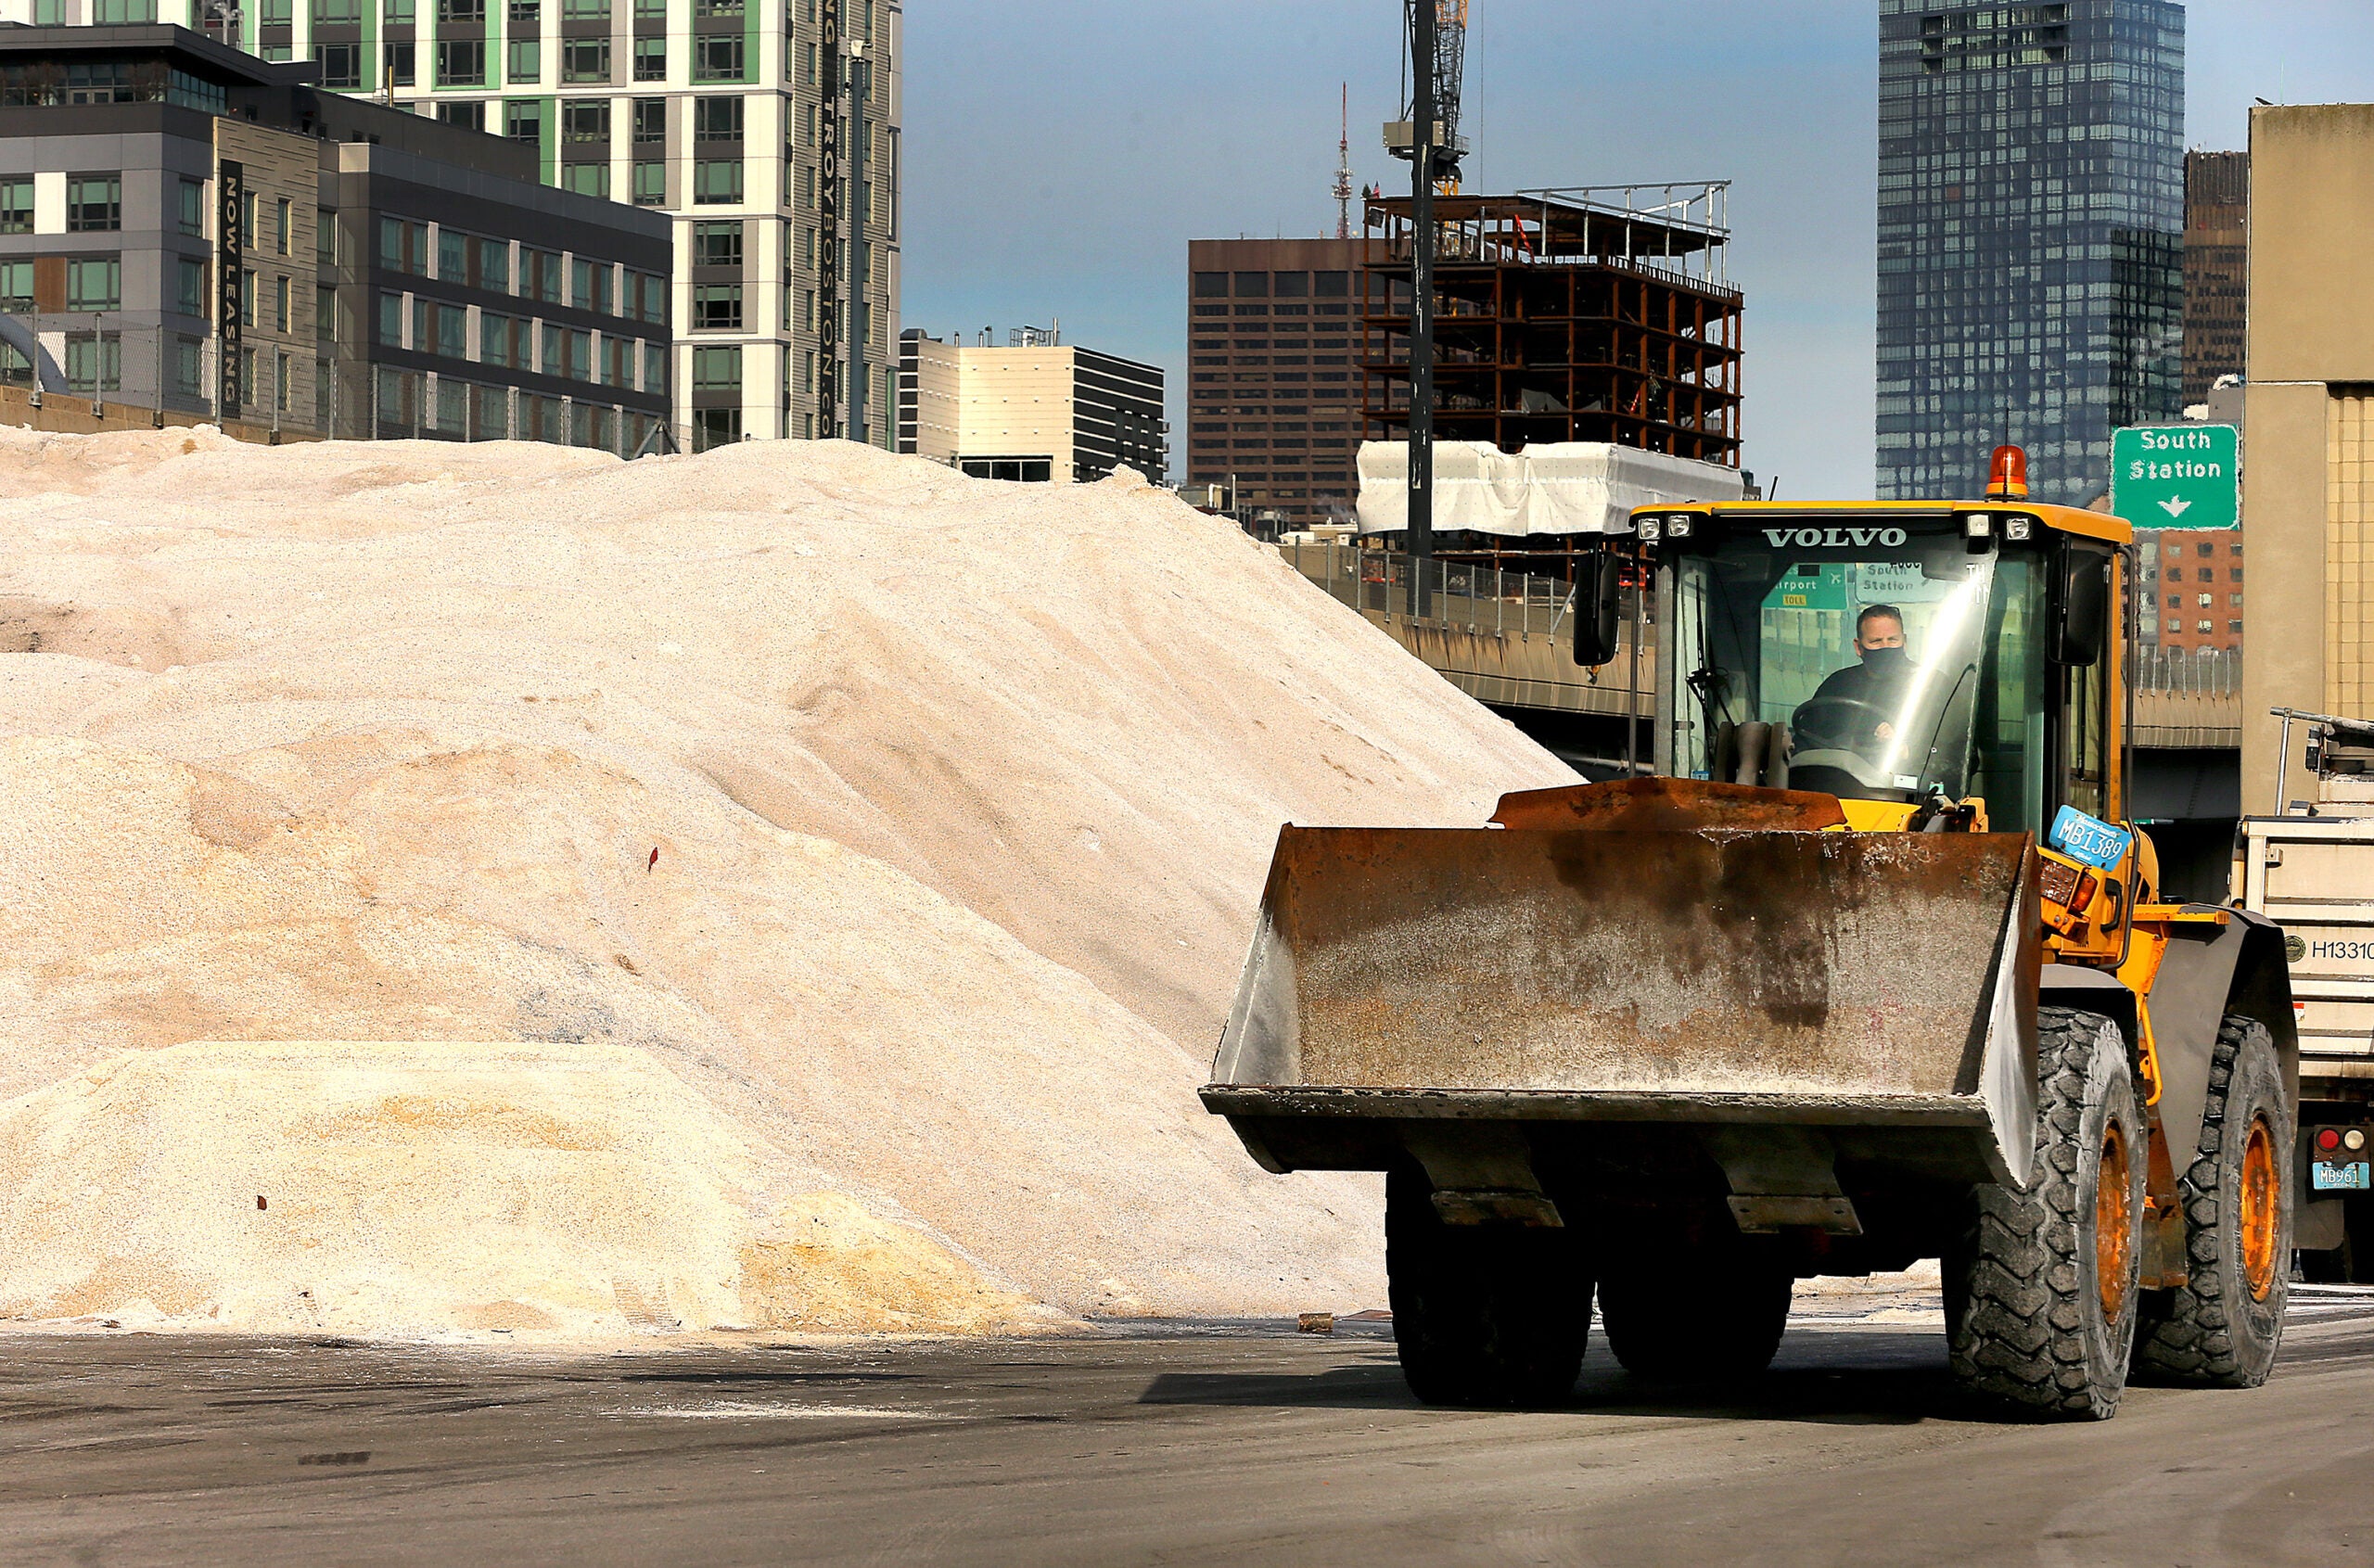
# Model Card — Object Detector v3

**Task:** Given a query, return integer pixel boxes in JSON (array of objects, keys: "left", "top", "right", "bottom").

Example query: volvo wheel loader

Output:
[{"left": 1203, "top": 455, "right": 2295, "bottom": 1421}]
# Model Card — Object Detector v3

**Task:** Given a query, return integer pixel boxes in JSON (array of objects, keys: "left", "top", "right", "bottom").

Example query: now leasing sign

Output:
[{"left": 2112, "top": 425, "right": 2240, "bottom": 529}]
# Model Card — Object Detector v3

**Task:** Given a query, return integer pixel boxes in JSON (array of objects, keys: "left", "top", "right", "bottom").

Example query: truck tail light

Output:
[{"left": 2317, "top": 1128, "right": 2343, "bottom": 1153}]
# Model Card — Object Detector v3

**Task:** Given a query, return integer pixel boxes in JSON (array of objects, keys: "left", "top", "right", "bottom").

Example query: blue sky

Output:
[{"left": 900, "top": 2, "right": 2374, "bottom": 498}]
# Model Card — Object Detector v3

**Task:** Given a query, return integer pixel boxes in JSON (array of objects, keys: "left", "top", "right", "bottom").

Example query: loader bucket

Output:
[{"left": 1207, "top": 824, "right": 2043, "bottom": 1188}]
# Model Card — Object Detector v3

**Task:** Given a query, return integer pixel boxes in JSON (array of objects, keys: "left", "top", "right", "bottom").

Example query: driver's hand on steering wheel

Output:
[{"left": 1875, "top": 721, "right": 1895, "bottom": 741}]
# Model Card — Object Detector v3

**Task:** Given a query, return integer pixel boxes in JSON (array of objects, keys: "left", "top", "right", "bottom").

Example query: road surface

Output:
[{"left": 5, "top": 1294, "right": 2372, "bottom": 1565}]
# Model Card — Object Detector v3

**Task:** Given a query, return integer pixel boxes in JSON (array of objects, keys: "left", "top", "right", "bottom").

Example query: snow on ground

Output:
[{"left": 0, "top": 427, "right": 1573, "bottom": 1338}]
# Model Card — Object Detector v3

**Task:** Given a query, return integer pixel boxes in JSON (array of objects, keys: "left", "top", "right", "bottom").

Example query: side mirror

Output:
[
  {"left": 1574, "top": 551, "right": 1623, "bottom": 667},
  {"left": 2056, "top": 548, "right": 2109, "bottom": 667}
]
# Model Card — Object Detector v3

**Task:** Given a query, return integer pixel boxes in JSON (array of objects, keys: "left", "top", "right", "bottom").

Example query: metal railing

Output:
[
  {"left": 1278, "top": 541, "right": 1577, "bottom": 638},
  {"left": 2133, "top": 644, "right": 2240, "bottom": 695}
]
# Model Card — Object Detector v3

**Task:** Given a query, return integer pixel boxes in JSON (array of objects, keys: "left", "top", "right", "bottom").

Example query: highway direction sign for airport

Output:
[{"left": 2112, "top": 425, "right": 2240, "bottom": 529}]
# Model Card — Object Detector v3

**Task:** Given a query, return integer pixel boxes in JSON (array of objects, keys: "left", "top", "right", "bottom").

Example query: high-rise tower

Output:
[
  {"left": 13, "top": 0, "right": 903, "bottom": 450},
  {"left": 1874, "top": 1, "right": 2184, "bottom": 504}
]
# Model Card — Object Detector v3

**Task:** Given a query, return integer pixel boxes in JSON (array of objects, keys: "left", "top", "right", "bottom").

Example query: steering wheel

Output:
[{"left": 1791, "top": 695, "right": 1898, "bottom": 750}]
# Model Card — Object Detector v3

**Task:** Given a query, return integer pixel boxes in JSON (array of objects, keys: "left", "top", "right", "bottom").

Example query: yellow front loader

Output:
[{"left": 1204, "top": 473, "right": 2294, "bottom": 1420}]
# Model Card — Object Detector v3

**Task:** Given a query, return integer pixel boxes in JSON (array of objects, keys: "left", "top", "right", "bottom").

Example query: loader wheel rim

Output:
[
  {"left": 2241, "top": 1115, "right": 2279, "bottom": 1302},
  {"left": 2097, "top": 1120, "right": 2133, "bottom": 1325}
]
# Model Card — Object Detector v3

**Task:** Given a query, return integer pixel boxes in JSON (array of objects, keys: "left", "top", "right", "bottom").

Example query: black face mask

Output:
[{"left": 1862, "top": 644, "right": 1909, "bottom": 674}]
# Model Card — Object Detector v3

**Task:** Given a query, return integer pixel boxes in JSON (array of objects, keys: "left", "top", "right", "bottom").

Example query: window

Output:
[
  {"left": 440, "top": 0, "right": 483, "bottom": 19},
  {"left": 0, "top": 261, "right": 31, "bottom": 313},
  {"left": 476, "top": 237, "right": 509, "bottom": 292},
  {"left": 415, "top": 298, "right": 467, "bottom": 359},
  {"left": 696, "top": 0, "right": 741, "bottom": 13},
  {"left": 694, "top": 96, "right": 742, "bottom": 141},
  {"left": 694, "top": 409, "right": 740, "bottom": 451},
  {"left": 568, "top": 328, "right": 591, "bottom": 379},
  {"left": 1, "top": 179, "right": 32, "bottom": 236},
  {"left": 440, "top": 226, "right": 467, "bottom": 280},
  {"left": 563, "top": 99, "right": 610, "bottom": 146},
  {"left": 174, "top": 258, "right": 207, "bottom": 315},
  {"left": 562, "top": 39, "right": 612, "bottom": 82},
  {"left": 637, "top": 272, "right": 666, "bottom": 324},
  {"left": 692, "top": 221, "right": 742, "bottom": 268},
  {"left": 65, "top": 333, "right": 121, "bottom": 394},
  {"left": 632, "top": 97, "right": 667, "bottom": 141},
  {"left": 273, "top": 198, "right": 292, "bottom": 256},
  {"left": 67, "top": 258, "right": 121, "bottom": 312},
  {"left": 479, "top": 312, "right": 516, "bottom": 367},
  {"left": 276, "top": 352, "right": 292, "bottom": 414},
  {"left": 570, "top": 257, "right": 612, "bottom": 313},
  {"left": 694, "top": 159, "right": 743, "bottom": 204},
  {"left": 387, "top": 0, "right": 415, "bottom": 20},
  {"left": 314, "top": 0, "right": 362, "bottom": 18},
  {"left": 632, "top": 162, "right": 666, "bottom": 206},
  {"left": 633, "top": 37, "right": 666, "bottom": 80},
  {"left": 258, "top": 0, "right": 290, "bottom": 20},
  {"left": 379, "top": 291, "right": 404, "bottom": 346},
  {"left": 540, "top": 321, "right": 565, "bottom": 375},
  {"left": 2228, "top": 619, "right": 2244, "bottom": 635},
  {"left": 172, "top": 338, "right": 201, "bottom": 399},
  {"left": 274, "top": 275, "right": 292, "bottom": 333},
  {"left": 1235, "top": 272, "right": 1269, "bottom": 297},
  {"left": 318, "top": 285, "right": 336, "bottom": 341},
  {"left": 694, "top": 34, "right": 745, "bottom": 81},
  {"left": 644, "top": 340, "right": 667, "bottom": 393},
  {"left": 67, "top": 175, "right": 121, "bottom": 233},
  {"left": 385, "top": 42, "right": 415, "bottom": 87},
  {"left": 504, "top": 100, "right": 543, "bottom": 143},
  {"left": 563, "top": 164, "right": 611, "bottom": 198},
  {"left": 510, "top": 0, "right": 540, "bottom": 19},
  {"left": 93, "top": 0, "right": 159, "bottom": 19},
  {"left": 693, "top": 344, "right": 741, "bottom": 389},
  {"left": 693, "top": 283, "right": 742, "bottom": 330},
  {"left": 176, "top": 179, "right": 205, "bottom": 237},
  {"left": 1193, "top": 273, "right": 1227, "bottom": 298},
  {"left": 317, "top": 44, "right": 364, "bottom": 88},
  {"left": 561, "top": 0, "right": 609, "bottom": 14},
  {"left": 521, "top": 249, "right": 562, "bottom": 303},
  {"left": 438, "top": 40, "right": 486, "bottom": 86},
  {"left": 507, "top": 39, "right": 541, "bottom": 82}
]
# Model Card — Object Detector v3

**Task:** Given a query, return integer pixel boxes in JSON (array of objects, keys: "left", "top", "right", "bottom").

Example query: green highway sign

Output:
[{"left": 2112, "top": 424, "right": 2240, "bottom": 529}]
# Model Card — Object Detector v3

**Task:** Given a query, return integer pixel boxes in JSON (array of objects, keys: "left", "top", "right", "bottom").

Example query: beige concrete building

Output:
[
  {"left": 896, "top": 328, "right": 1164, "bottom": 483},
  {"left": 2241, "top": 103, "right": 2374, "bottom": 810}
]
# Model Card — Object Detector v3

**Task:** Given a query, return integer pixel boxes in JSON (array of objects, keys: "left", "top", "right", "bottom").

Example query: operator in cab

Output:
[{"left": 1792, "top": 604, "right": 1913, "bottom": 758}]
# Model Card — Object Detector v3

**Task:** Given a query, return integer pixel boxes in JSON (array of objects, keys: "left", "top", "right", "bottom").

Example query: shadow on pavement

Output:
[{"left": 1138, "top": 1328, "right": 2019, "bottom": 1427}]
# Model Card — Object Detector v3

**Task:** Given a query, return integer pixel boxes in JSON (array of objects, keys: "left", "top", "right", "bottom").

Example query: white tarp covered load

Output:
[{"left": 1356, "top": 440, "right": 1746, "bottom": 537}]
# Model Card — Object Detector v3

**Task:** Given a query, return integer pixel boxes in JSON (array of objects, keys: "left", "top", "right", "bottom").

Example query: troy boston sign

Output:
[
  {"left": 1763, "top": 527, "right": 1909, "bottom": 549},
  {"left": 2112, "top": 425, "right": 2240, "bottom": 530}
]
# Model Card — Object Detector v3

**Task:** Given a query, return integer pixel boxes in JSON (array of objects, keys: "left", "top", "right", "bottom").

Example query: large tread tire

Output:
[
  {"left": 1597, "top": 1248, "right": 1793, "bottom": 1383},
  {"left": 1385, "top": 1165, "right": 1589, "bottom": 1409},
  {"left": 2133, "top": 1015, "right": 2291, "bottom": 1387},
  {"left": 1947, "top": 1006, "right": 2146, "bottom": 1421}
]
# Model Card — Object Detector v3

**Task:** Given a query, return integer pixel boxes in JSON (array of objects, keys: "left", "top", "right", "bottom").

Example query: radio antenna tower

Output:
[{"left": 1334, "top": 83, "right": 1354, "bottom": 239}]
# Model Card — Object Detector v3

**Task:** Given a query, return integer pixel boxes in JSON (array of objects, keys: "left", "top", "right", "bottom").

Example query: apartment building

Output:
[
  {"left": 0, "top": 0, "right": 901, "bottom": 449},
  {"left": 0, "top": 23, "right": 670, "bottom": 445}
]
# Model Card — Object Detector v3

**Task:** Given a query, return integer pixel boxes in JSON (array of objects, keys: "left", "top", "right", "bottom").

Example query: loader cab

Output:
[{"left": 1631, "top": 501, "right": 2125, "bottom": 841}]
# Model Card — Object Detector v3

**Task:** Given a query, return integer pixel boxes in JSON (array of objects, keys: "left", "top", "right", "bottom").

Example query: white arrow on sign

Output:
[{"left": 2159, "top": 497, "right": 2192, "bottom": 518}]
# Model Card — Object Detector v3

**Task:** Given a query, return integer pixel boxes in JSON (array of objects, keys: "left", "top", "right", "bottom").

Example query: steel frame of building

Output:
[{"left": 1360, "top": 184, "right": 1742, "bottom": 466}]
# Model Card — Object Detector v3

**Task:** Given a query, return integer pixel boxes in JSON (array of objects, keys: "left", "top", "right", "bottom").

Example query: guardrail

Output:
[{"left": 1277, "top": 542, "right": 1652, "bottom": 719}]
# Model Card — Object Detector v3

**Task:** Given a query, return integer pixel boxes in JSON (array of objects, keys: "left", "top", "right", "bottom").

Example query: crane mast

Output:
[{"left": 1387, "top": 0, "right": 1467, "bottom": 615}]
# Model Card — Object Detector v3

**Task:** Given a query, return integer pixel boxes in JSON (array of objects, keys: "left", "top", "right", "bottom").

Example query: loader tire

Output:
[
  {"left": 1946, "top": 1006, "right": 2145, "bottom": 1421},
  {"left": 2132, "top": 1015, "right": 2291, "bottom": 1387},
  {"left": 1596, "top": 1248, "right": 1793, "bottom": 1383},
  {"left": 1385, "top": 1165, "right": 1589, "bottom": 1409}
]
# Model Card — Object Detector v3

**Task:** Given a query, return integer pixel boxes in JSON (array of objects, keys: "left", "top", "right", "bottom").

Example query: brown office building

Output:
[
  {"left": 2181, "top": 149, "right": 2248, "bottom": 407},
  {"left": 1185, "top": 236, "right": 1373, "bottom": 533}
]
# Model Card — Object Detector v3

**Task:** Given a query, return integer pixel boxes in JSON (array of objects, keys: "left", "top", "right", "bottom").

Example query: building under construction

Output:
[{"left": 1360, "top": 184, "right": 1742, "bottom": 470}]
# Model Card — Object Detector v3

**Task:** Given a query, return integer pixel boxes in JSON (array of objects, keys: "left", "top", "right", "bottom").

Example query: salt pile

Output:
[{"left": 0, "top": 427, "right": 1573, "bottom": 1338}]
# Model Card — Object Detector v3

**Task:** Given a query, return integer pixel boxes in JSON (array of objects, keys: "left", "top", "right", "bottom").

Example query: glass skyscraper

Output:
[{"left": 1875, "top": 1, "right": 2184, "bottom": 505}]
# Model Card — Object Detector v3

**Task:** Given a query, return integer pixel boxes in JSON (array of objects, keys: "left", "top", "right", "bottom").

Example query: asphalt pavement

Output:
[{"left": 6, "top": 1294, "right": 2374, "bottom": 1566}]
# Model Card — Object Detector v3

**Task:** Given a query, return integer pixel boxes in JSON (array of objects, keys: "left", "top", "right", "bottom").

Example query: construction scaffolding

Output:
[{"left": 1361, "top": 183, "right": 1742, "bottom": 468}]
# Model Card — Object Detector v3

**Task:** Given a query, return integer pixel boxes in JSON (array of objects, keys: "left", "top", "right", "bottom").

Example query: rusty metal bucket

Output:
[{"left": 1208, "top": 818, "right": 2042, "bottom": 1188}]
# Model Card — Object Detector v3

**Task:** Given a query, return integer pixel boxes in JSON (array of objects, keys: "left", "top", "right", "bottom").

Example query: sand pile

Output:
[{"left": 0, "top": 426, "right": 1573, "bottom": 1337}]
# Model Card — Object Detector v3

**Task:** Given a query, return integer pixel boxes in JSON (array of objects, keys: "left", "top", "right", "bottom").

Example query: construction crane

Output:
[{"left": 1385, "top": 0, "right": 1469, "bottom": 614}]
